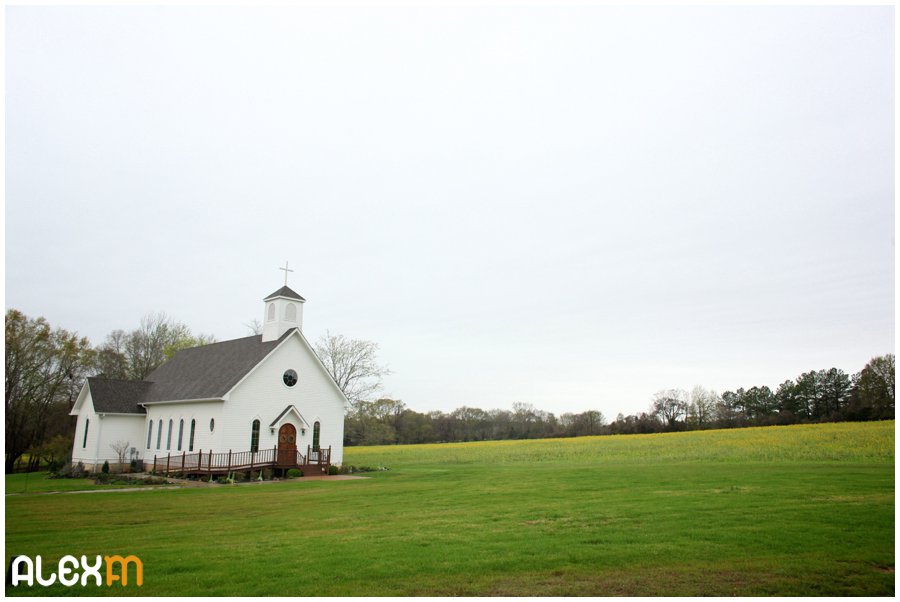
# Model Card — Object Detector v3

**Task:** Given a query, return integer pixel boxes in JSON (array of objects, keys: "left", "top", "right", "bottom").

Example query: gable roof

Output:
[
  {"left": 86, "top": 378, "right": 151, "bottom": 414},
  {"left": 264, "top": 286, "right": 305, "bottom": 302},
  {"left": 80, "top": 330, "right": 294, "bottom": 413},
  {"left": 269, "top": 405, "right": 310, "bottom": 430},
  {"left": 142, "top": 330, "right": 293, "bottom": 403},
  {"left": 77, "top": 325, "right": 350, "bottom": 414}
]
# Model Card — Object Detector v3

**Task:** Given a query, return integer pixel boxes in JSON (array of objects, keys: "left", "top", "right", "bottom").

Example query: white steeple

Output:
[{"left": 261, "top": 263, "right": 306, "bottom": 341}]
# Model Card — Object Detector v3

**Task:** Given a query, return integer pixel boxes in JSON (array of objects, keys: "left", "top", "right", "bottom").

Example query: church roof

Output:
[
  {"left": 85, "top": 329, "right": 295, "bottom": 412},
  {"left": 143, "top": 330, "right": 293, "bottom": 402},
  {"left": 263, "top": 286, "right": 306, "bottom": 302},
  {"left": 87, "top": 378, "right": 151, "bottom": 414}
]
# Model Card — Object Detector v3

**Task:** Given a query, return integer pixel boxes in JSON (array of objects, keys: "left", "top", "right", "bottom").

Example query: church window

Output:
[
  {"left": 156, "top": 419, "right": 162, "bottom": 449},
  {"left": 284, "top": 303, "right": 297, "bottom": 322},
  {"left": 283, "top": 369, "right": 298, "bottom": 387},
  {"left": 250, "top": 419, "right": 260, "bottom": 453},
  {"left": 210, "top": 418, "right": 215, "bottom": 433},
  {"left": 83, "top": 419, "right": 90, "bottom": 449},
  {"left": 166, "top": 419, "right": 173, "bottom": 451},
  {"left": 177, "top": 419, "right": 184, "bottom": 451},
  {"left": 147, "top": 421, "right": 153, "bottom": 449},
  {"left": 189, "top": 420, "right": 196, "bottom": 452},
  {"left": 313, "top": 421, "right": 320, "bottom": 452},
  {"left": 267, "top": 303, "right": 275, "bottom": 322}
]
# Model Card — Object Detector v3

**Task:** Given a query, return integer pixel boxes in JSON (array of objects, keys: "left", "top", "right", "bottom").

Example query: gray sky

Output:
[{"left": 6, "top": 6, "right": 894, "bottom": 418}]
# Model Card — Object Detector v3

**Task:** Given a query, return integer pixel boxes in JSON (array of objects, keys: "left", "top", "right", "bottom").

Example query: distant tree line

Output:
[
  {"left": 344, "top": 400, "right": 607, "bottom": 446},
  {"left": 629, "top": 357, "right": 894, "bottom": 435},
  {"left": 342, "top": 356, "right": 894, "bottom": 446},
  {"left": 5, "top": 308, "right": 895, "bottom": 468}
]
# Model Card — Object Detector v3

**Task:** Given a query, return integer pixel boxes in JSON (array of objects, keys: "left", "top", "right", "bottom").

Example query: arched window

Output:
[
  {"left": 210, "top": 418, "right": 215, "bottom": 432},
  {"left": 167, "top": 419, "right": 173, "bottom": 451},
  {"left": 189, "top": 419, "right": 196, "bottom": 452},
  {"left": 312, "top": 421, "right": 321, "bottom": 452},
  {"left": 83, "top": 419, "right": 90, "bottom": 449},
  {"left": 284, "top": 302, "right": 297, "bottom": 322},
  {"left": 147, "top": 421, "right": 153, "bottom": 449},
  {"left": 250, "top": 419, "right": 261, "bottom": 453},
  {"left": 266, "top": 303, "right": 275, "bottom": 322},
  {"left": 156, "top": 419, "right": 163, "bottom": 449},
  {"left": 177, "top": 419, "right": 184, "bottom": 451}
]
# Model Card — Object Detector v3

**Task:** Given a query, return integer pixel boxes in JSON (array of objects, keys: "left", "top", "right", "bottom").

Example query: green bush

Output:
[
  {"left": 327, "top": 465, "right": 339, "bottom": 475},
  {"left": 261, "top": 469, "right": 273, "bottom": 480},
  {"left": 286, "top": 468, "right": 302, "bottom": 478},
  {"left": 101, "top": 460, "right": 110, "bottom": 474}
]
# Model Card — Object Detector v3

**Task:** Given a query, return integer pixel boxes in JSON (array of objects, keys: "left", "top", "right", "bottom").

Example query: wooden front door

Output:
[{"left": 277, "top": 423, "right": 297, "bottom": 466}]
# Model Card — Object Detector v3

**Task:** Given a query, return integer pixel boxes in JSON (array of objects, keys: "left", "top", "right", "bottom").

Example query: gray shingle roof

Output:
[
  {"left": 87, "top": 378, "right": 151, "bottom": 414},
  {"left": 143, "top": 331, "right": 290, "bottom": 402},
  {"left": 263, "top": 286, "right": 306, "bottom": 302},
  {"left": 86, "top": 329, "right": 296, "bottom": 412}
]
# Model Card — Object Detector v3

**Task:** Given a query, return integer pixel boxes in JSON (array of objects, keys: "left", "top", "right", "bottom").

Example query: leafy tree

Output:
[
  {"left": 743, "top": 386, "right": 776, "bottom": 423},
  {"left": 5, "top": 310, "right": 94, "bottom": 472},
  {"left": 26, "top": 433, "right": 73, "bottom": 472},
  {"left": 775, "top": 380, "right": 802, "bottom": 420},
  {"left": 849, "top": 354, "right": 895, "bottom": 420},
  {"left": 794, "top": 371, "right": 824, "bottom": 419},
  {"left": 163, "top": 333, "right": 217, "bottom": 361},
  {"left": 93, "top": 329, "right": 129, "bottom": 379},
  {"left": 394, "top": 409, "right": 434, "bottom": 444},
  {"left": 716, "top": 390, "right": 742, "bottom": 426},
  {"left": 560, "top": 410, "right": 606, "bottom": 436},
  {"left": 819, "top": 368, "right": 852, "bottom": 418}
]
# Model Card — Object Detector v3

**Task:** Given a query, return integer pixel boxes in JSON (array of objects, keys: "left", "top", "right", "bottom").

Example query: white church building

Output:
[{"left": 69, "top": 284, "right": 349, "bottom": 475}]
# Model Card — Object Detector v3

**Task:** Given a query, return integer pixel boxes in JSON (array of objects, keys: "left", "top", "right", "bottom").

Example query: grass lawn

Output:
[
  {"left": 5, "top": 421, "right": 894, "bottom": 596},
  {"left": 6, "top": 472, "right": 123, "bottom": 494}
]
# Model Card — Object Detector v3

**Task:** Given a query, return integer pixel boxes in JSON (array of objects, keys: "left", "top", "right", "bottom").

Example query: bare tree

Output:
[
  {"left": 245, "top": 318, "right": 263, "bottom": 336},
  {"left": 687, "top": 386, "right": 717, "bottom": 428},
  {"left": 95, "top": 313, "right": 215, "bottom": 380},
  {"left": 109, "top": 440, "right": 130, "bottom": 468},
  {"left": 313, "top": 331, "right": 391, "bottom": 405},
  {"left": 651, "top": 389, "right": 688, "bottom": 428}
]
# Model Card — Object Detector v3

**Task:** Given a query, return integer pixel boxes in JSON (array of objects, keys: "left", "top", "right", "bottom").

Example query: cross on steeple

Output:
[{"left": 279, "top": 261, "right": 294, "bottom": 286}]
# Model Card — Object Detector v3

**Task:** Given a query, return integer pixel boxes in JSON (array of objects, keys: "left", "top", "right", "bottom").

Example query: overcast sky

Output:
[{"left": 6, "top": 6, "right": 894, "bottom": 418}]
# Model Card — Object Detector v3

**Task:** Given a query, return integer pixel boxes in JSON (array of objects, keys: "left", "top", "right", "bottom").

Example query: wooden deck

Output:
[{"left": 149, "top": 445, "right": 332, "bottom": 477}]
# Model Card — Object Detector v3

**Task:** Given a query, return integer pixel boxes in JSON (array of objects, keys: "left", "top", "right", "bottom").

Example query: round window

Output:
[
  {"left": 210, "top": 418, "right": 215, "bottom": 432},
  {"left": 283, "top": 369, "right": 298, "bottom": 387}
]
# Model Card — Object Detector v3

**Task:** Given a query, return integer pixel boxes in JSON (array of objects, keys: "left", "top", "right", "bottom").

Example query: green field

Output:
[
  {"left": 4, "top": 473, "right": 172, "bottom": 494},
  {"left": 5, "top": 421, "right": 894, "bottom": 596}
]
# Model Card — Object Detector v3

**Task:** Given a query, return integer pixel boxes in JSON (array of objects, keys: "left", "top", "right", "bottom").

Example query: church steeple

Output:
[{"left": 261, "top": 263, "right": 306, "bottom": 342}]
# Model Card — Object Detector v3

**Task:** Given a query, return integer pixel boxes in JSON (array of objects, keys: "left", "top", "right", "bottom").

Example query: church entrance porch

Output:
[{"left": 148, "top": 444, "right": 331, "bottom": 478}]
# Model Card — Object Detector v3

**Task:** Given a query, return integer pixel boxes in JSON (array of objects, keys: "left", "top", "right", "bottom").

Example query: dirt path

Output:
[{"left": 6, "top": 474, "right": 368, "bottom": 496}]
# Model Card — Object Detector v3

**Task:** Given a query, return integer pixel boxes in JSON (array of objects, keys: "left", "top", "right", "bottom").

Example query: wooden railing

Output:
[
  {"left": 149, "top": 446, "right": 331, "bottom": 477},
  {"left": 307, "top": 445, "right": 331, "bottom": 465}
]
